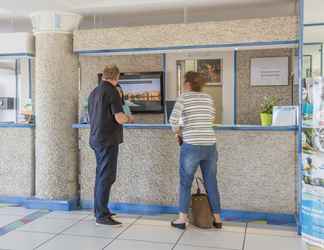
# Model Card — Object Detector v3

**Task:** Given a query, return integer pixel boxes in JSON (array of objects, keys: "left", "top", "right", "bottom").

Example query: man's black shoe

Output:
[{"left": 96, "top": 217, "right": 122, "bottom": 227}]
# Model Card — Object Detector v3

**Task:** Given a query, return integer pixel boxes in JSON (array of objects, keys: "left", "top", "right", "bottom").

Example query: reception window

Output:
[{"left": 0, "top": 57, "right": 34, "bottom": 123}]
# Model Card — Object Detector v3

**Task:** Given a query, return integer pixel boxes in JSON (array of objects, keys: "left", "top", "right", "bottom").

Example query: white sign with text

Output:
[{"left": 251, "top": 57, "right": 289, "bottom": 86}]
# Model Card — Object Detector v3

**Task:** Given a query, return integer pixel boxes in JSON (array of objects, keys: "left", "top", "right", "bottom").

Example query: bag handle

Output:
[{"left": 195, "top": 177, "right": 205, "bottom": 194}]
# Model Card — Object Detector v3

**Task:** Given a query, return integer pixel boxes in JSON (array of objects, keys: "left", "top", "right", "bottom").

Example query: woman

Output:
[{"left": 169, "top": 71, "right": 222, "bottom": 230}]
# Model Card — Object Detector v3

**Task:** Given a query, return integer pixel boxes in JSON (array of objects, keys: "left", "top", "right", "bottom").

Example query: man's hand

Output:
[{"left": 127, "top": 115, "right": 135, "bottom": 123}]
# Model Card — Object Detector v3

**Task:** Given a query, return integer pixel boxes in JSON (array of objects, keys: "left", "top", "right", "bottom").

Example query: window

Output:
[{"left": 0, "top": 57, "right": 33, "bottom": 123}]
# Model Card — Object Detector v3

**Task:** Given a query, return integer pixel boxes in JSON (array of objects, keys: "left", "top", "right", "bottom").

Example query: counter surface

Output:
[
  {"left": 0, "top": 123, "right": 35, "bottom": 128},
  {"left": 73, "top": 123, "right": 297, "bottom": 131}
]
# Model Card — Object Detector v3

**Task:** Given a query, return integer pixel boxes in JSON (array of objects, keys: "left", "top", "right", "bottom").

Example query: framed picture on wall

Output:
[{"left": 197, "top": 59, "right": 222, "bottom": 85}]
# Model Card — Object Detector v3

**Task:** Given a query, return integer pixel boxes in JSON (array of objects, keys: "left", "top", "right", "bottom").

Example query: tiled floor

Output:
[{"left": 0, "top": 206, "right": 308, "bottom": 250}]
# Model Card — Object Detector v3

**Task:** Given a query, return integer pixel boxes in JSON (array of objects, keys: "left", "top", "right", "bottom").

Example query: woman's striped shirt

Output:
[{"left": 169, "top": 91, "right": 216, "bottom": 145}]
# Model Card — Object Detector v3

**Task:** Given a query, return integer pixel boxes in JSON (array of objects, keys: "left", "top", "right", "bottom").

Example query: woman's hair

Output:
[
  {"left": 184, "top": 71, "right": 207, "bottom": 92},
  {"left": 103, "top": 64, "right": 120, "bottom": 81}
]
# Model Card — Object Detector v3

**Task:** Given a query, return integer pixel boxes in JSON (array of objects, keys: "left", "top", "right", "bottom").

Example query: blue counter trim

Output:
[
  {"left": 0, "top": 53, "right": 34, "bottom": 58},
  {"left": 73, "top": 123, "right": 171, "bottom": 129},
  {"left": 75, "top": 40, "right": 298, "bottom": 55},
  {"left": 213, "top": 125, "right": 297, "bottom": 131},
  {"left": 0, "top": 123, "right": 34, "bottom": 128},
  {"left": 304, "top": 22, "right": 324, "bottom": 27},
  {"left": 0, "top": 196, "right": 78, "bottom": 211},
  {"left": 80, "top": 200, "right": 295, "bottom": 225},
  {"left": 73, "top": 123, "right": 297, "bottom": 131}
]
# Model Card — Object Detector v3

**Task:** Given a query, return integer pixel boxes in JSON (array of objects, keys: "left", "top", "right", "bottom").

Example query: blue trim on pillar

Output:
[
  {"left": 80, "top": 200, "right": 296, "bottom": 225},
  {"left": 297, "top": 0, "right": 304, "bottom": 236},
  {"left": 24, "top": 198, "right": 79, "bottom": 211},
  {"left": 233, "top": 50, "right": 237, "bottom": 125},
  {"left": 0, "top": 196, "right": 78, "bottom": 211}
]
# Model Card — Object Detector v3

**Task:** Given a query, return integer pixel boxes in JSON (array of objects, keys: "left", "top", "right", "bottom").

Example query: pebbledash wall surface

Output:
[
  {"left": 73, "top": 15, "right": 299, "bottom": 220},
  {"left": 0, "top": 15, "right": 299, "bottom": 221}
]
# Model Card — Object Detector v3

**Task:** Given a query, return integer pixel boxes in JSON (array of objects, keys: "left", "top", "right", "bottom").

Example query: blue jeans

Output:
[
  {"left": 91, "top": 144, "right": 119, "bottom": 219},
  {"left": 179, "top": 143, "right": 221, "bottom": 214}
]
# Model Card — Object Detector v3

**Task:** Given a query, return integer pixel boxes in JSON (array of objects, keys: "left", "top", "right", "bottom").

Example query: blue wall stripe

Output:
[
  {"left": 75, "top": 40, "right": 298, "bottom": 55},
  {"left": 80, "top": 200, "right": 295, "bottom": 225},
  {"left": 0, "top": 196, "right": 296, "bottom": 225}
]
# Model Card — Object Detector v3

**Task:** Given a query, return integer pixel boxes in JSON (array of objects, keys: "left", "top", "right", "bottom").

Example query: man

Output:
[{"left": 88, "top": 65, "right": 134, "bottom": 226}]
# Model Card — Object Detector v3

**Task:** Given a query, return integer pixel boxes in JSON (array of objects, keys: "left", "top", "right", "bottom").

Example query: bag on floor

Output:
[{"left": 190, "top": 177, "right": 213, "bottom": 229}]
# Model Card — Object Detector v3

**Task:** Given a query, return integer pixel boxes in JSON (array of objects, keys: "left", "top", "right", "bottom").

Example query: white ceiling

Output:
[{"left": 0, "top": 0, "right": 295, "bottom": 18}]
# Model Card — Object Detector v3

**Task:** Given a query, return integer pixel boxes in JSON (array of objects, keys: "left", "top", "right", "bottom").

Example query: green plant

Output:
[{"left": 260, "top": 96, "right": 279, "bottom": 114}]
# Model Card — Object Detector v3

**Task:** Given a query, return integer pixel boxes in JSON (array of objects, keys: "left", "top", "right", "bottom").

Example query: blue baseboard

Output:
[
  {"left": 0, "top": 196, "right": 78, "bottom": 211},
  {"left": 80, "top": 200, "right": 296, "bottom": 225}
]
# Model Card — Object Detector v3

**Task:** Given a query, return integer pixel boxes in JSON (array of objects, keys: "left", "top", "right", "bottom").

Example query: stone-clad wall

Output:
[
  {"left": 0, "top": 128, "right": 35, "bottom": 197},
  {"left": 237, "top": 48, "right": 296, "bottom": 124},
  {"left": 79, "top": 55, "right": 164, "bottom": 124},
  {"left": 35, "top": 33, "right": 79, "bottom": 200},
  {"left": 79, "top": 128, "right": 296, "bottom": 214},
  {"left": 74, "top": 16, "right": 298, "bottom": 52}
]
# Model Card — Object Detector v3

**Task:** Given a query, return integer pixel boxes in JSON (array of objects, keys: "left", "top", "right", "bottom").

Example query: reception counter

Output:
[{"left": 73, "top": 123, "right": 297, "bottom": 220}]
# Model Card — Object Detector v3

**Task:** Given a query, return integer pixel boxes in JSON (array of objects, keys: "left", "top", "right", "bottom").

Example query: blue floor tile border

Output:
[{"left": 0, "top": 209, "right": 50, "bottom": 237}]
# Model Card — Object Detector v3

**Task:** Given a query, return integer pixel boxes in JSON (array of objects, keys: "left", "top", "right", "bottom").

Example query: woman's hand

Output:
[{"left": 176, "top": 134, "right": 183, "bottom": 145}]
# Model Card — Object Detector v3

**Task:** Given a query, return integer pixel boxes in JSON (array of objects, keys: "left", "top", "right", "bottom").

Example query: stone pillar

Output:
[{"left": 31, "top": 12, "right": 82, "bottom": 200}]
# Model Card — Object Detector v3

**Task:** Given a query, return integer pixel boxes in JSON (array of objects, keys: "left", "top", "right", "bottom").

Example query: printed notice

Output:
[{"left": 250, "top": 57, "right": 289, "bottom": 86}]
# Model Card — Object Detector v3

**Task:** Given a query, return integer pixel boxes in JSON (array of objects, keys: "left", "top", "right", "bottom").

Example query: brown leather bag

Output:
[{"left": 190, "top": 177, "right": 213, "bottom": 229}]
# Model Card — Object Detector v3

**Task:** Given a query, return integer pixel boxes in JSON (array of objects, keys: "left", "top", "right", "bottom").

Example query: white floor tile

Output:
[
  {"left": 119, "top": 224, "right": 183, "bottom": 243},
  {"left": 247, "top": 223, "right": 298, "bottom": 237},
  {"left": 83, "top": 214, "right": 140, "bottom": 224},
  {"left": 104, "top": 239, "right": 173, "bottom": 250},
  {"left": 42, "top": 211, "right": 90, "bottom": 221},
  {"left": 179, "top": 228, "right": 244, "bottom": 250},
  {"left": 174, "top": 244, "right": 230, "bottom": 250},
  {"left": 62, "top": 219, "right": 127, "bottom": 238},
  {"left": 212, "top": 221, "right": 246, "bottom": 233},
  {"left": 135, "top": 214, "right": 178, "bottom": 227},
  {"left": 17, "top": 218, "right": 76, "bottom": 234},
  {"left": 0, "top": 230, "right": 54, "bottom": 250},
  {"left": 0, "top": 215, "right": 22, "bottom": 227},
  {"left": 36, "top": 234, "right": 112, "bottom": 250},
  {"left": 0, "top": 207, "right": 38, "bottom": 216},
  {"left": 245, "top": 234, "right": 306, "bottom": 250}
]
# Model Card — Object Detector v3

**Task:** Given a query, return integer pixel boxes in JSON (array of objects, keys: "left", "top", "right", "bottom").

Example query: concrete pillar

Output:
[{"left": 31, "top": 12, "right": 82, "bottom": 200}]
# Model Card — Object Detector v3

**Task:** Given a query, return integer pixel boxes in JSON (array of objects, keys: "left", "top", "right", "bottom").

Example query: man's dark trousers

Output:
[{"left": 92, "top": 144, "right": 119, "bottom": 219}]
